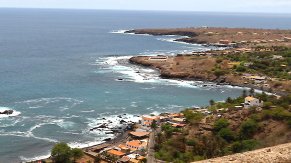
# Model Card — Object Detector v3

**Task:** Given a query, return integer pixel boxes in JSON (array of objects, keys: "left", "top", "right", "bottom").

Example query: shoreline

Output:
[
  {"left": 28, "top": 27, "right": 290, "bottom": 162},
  {"left": 125, "top": 28, "right": 291, "bottom": 96},
  {"left": 126, "top": 27, "right": 291, "bottom": 48},
  {"left": 129, "top": 58, "right": 277, "bottom": 94}
]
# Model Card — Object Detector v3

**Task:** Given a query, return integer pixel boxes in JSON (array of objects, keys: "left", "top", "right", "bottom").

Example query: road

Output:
[{"left": 147, "top": 130, "right": 156, "bottom": 163}]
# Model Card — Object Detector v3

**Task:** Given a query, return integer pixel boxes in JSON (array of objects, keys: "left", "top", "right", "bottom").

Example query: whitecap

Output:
[
  {"left": 80, "top": 110, "right": 95, "bottom": 113},
  {"left": 0, "top": 107, "right": 21, "bottom": 118}
]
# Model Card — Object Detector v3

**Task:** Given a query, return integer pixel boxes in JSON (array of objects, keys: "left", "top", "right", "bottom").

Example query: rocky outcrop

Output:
[
  {"left": 194, "top": 142, "right": 291, "bottom": 163},
  {"left": 0, "top": 110, "right": 13, "bottom": 115},
  {"left": 126, "top": 29, "right": 198, "bottom": 37}
]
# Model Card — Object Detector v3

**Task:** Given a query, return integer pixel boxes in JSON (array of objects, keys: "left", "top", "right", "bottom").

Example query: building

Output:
[
  {"left": 126, "top": 140, "right": 147, "bottom": 151},
  {"left": 129, "top": 132, "right": 150, "bottom": 139},
  {"left": 107, "top": 149, "right": 125, "bottom": 159},
  {"left": 273, "top": 55, "right": 284, "bottom": 60},
  {"left": 246, "top": 75, "right": 267, "bottom": 84},
  {"left": 119, "top": 156, "right": 130, "bottom": 162},
  {"left": 244, "top": 96, "right": 263, "bottom": 108},
  {"left": 141, "top": 115, "right": 160, "bottom": 127},
  {"left": 149, "top": 56, "right": 168, "bottom": 61},
  {"left": 219, "top": 40, "right": 230, "bottom": 45},
  {"left": 172, "top": 118, "right": 186, "bottom": 123}
]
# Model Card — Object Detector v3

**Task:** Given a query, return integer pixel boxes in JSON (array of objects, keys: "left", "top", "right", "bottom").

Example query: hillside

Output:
[
  {"left": 153, "top": 93, "right": 291, "bottom": 162},
  {"left": 194, "top": 142, "right": 291, "bottom": 163}
]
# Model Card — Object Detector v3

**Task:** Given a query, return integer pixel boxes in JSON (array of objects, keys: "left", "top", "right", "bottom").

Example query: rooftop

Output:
[
  {"left": 126, "top": 140, "right": 142, "bottom": 148},
  {"left": 245, "top": 96, "right": 257, "bottom": 101},
  {"left": 142, "top": 115, "right": 160, "bottom": 121},
  {"left": 107, "top": 149, "right": 125, "bottom": 156},
  {"left": 130, "top": 131, "right": 150, "bottom": 137}
]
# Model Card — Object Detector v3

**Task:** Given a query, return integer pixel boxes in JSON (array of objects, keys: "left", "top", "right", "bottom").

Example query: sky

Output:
[{"left": 0, "top": 0, "right": 291, "bottom": 13}]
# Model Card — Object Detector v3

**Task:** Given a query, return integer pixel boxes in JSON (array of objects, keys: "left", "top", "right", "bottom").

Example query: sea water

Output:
[{"left": 0, "top": 9, "right": 290, "bottom": 162}]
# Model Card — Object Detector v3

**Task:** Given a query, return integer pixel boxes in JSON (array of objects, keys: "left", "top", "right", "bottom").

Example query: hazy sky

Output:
[{"left": 0, "top": 0, "right": 291, "bottom": 13}]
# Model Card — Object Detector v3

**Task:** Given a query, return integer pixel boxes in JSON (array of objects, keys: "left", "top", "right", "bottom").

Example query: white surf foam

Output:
[
  {"left": 68, "top": 139, "right": 105, "bottom": 149},
  {"left": 95, "top": 56, "right": 226, "bottom": 89},
  {"left": 110, "top": 29, "right": 128, "bottom": 34},
  {"left": 20, "top": 153, "right": 51, "bottom": 162},
  {"left": 0, "top": 107, "right": 21, "bottom": 118},
  {"left": 86, "top": 113, "right": 141, "bottom": 137}
]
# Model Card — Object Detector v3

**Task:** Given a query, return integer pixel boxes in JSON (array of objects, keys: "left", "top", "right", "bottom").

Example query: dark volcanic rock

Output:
[{"left": 0, "top": 110, "right": 13, "bottom": 115}]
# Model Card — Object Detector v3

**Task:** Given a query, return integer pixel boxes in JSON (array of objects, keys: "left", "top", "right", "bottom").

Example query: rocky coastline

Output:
[
  {"left": 126, "top": 27, "right": 291, "bottom": 48},
  {"left": 126, "top": 27, "right": 291, "bottom": 96},
  {"left": 129, "top": 56, "right": 288, "bottom": 96}
]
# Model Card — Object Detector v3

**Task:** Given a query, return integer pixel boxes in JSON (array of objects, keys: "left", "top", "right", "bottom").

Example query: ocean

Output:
[{"left": 0, "top": 8, "right": 290, "bottom": 162}]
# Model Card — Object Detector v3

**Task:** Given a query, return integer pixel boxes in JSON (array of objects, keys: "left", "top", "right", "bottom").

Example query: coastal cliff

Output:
[{"left": 127, "top": 27, "right": 291, "bottom": 47}]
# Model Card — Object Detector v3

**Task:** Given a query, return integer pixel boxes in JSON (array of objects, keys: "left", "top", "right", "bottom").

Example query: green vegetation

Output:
[
  {"left": 239, "top": 119, "right": 258, "bottom": 139},
  {"left": 182, "top": 109, "right": 204, "bottom": 125},
  {"left": 213, "top": 118, "right": 230, "bottom": 132},
  {"left": 51, "top": 142, "right": 84, "bottom": 163},
  {"left": 223, "top": 46, "right": 291, "bottom": 79},
  {"left": 231, "top": 139, "right": 259, "bottom": 153},
  {"left": 154, "top": 92, "right": 291, "bottom": 163}
]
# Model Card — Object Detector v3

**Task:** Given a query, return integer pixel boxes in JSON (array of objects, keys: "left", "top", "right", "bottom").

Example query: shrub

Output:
[
  {"left": 213, "top": 118, "right": 230, "bottom": 132},
  {"left": 214, "top": 69, "right": 226, "bottom": 77},
  {"left": 263, "top": 101, "right": 273, "bottom": 109},
  {"left": 216, "top": 58, "right": 223, "bottom": 63},
  {"left": 218, "top": 128, "right": 236, "bottom": 142},
  {"left": 236, "top": 65, "right": 246, "bottom": 72},
  {"left": 231, "top": 140, "right": 258, "bottom": 153},
  {"left": 239, "top": 119, "right": 258, "bottom": 139},
  {"left": 186, "top": 139, "right": 197, "bottom": 146},
  {"left": 71, "top": 148, "right": 84, "bottom": 163},
  {"left": 182, "top": 109, "right": 204, "bottom": 125},
  {"left": 287, "top": 119, "right": 291, "bottom": 128}
]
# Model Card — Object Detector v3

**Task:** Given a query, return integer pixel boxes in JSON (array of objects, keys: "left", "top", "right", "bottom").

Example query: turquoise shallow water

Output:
[{"left": 0, "top": 9, "right": 290, "bottom": 162}]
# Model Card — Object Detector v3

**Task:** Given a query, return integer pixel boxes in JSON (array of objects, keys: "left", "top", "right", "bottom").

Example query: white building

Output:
[
  {"left": 244, "top": 96, "right": 263, "bottom": 108},
  {"left": 141, "top": 115, "right": 160, "bottom": 127}
]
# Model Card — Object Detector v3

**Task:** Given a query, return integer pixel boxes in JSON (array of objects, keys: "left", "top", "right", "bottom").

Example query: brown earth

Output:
[
  {"left": 194, "top": 142, "right": 291, "bottom": 163},
  {"left": 129, "top": 55, "right": 291, "bottom": 95},
  {"left": 130, "top": 55, "right": 217, "bottom": 80},
  {"left": 127, "top": 27, "right": 291, "bottom": 48}
]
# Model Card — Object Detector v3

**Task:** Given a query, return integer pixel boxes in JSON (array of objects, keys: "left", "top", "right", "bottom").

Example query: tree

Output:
[
  {"left": 209, "top": 99, "right": 215, "bottom": 106},
  {"left": 242, "top": 90, "right": 247, "bottom": 97},
  {"left": 51, "top": 142, "right": 72, "bottom": 163},
  {"left": 71, "top": 148, "right": 84, "bottom": 163},
  {"left": 151, "top": 119, "right": 158, "bottom": 129},
  {"left": 249, "top": 88, "right": 255, "bottom": 96},
  {"left": 226, "top": 97, "right": 233, "bottom": 103}
]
